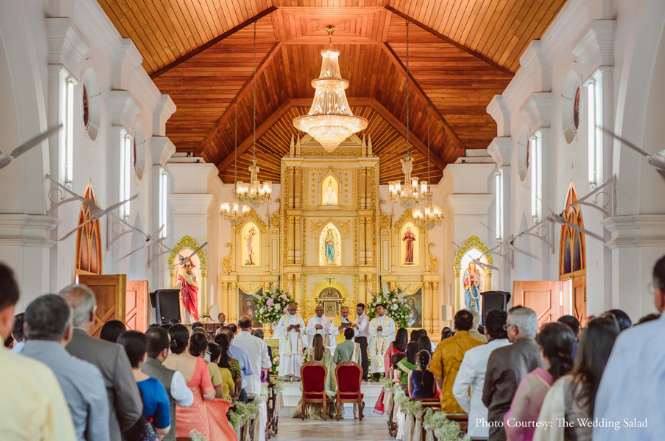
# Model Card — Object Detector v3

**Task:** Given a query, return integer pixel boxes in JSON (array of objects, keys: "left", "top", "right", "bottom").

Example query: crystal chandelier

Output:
[
  {"left": 220, "top": 103, "right": 250, "bottom": 225},
  {"left": 414, "top": 106, "right": 444, "bottom": 230},
  {"left": 237, "top": 22, "right": 272, "bottom": 209},
  {"left": 292, "top": 26, "right": 368, "bottom": 153},
  {"left": 388, "top": 20, "right": 427, "bottom": 210}
]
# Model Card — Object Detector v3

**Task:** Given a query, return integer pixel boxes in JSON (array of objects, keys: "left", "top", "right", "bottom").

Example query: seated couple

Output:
[{"left": 293, "top": 328, "right": 359, "bottom": 420}]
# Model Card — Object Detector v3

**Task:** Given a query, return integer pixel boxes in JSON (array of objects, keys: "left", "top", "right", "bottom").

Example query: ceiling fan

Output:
[
  {"left": 0, "top": 125, "right": 63, "bottom": 170},
  {"left": 451, "top": 241, "right": 500, "bottom": 271},
  {"left": 479, "top": 222, "right": 541, "bottom": 262},
  {"left": 115, "top": 223, "right": 168, "bottom": 262},
  {"left": 536, "top": 196, "right": 605, "bottom": 242},
  {"left": 45, "top": 174, "right": 137, "bottom": 240},
  {"left": 597, "top": 126, "right": 665, "bottom": 181}
]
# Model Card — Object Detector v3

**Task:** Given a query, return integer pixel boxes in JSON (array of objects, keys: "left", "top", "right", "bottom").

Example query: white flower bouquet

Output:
[
  {"left": 255, "top": 288, "right": 297, "bottom": 325},
  {"left": 367, "top": 289, "right": 411, "bottom": 328}
]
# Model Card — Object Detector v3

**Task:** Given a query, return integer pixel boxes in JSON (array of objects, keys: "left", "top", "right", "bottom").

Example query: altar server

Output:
[
  {"left": 275, "top": 303, "right": 306, "bottom": 381},
  {"left": 368, "top": 304, "right": 396, "bottom": 378},
  {"left": 306, "top": 305, "right": 333, "bottom": 348}
]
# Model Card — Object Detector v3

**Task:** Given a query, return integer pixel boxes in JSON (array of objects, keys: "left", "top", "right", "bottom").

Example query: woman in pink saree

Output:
[
  {"left": 164, "top": 325, "right": 236, "bottom": 441},
  {"left": 503, "top": 323, "right": 575, "bottom": 441}
]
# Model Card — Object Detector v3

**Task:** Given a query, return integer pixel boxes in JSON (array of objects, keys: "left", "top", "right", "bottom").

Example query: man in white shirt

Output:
[
  {"left": 368, "top": 304, "right": 396, "bottom": 380},
  {"left": 452, "top": 309, "right": 511, "bottom": 439},
  {"left": 306, "top": 305, "right": 333, "bottom": 348},
  {"left": 354, "top": 303, "right": 370, "bottom": 381},
  {"left": 594, "top": 255, "right": 665, "bottom": 441},
  {"left": 275, "top": 303, "right": 306, "bottom": 381},
  {"left": 234, "top": 316, "right": 272, "bottom": 397}
]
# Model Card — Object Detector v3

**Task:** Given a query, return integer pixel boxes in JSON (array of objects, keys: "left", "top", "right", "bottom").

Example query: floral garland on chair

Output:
[
  {"left": 227, "top": 384, "right": 270, "bottom": 431},
  {"left": 367, "top": 290, "right": 411, "bottom": 328}
]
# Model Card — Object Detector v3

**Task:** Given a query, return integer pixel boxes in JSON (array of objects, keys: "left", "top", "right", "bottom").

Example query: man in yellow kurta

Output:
[{"left": 430, "top": 309, "right": 484, "bottom": 414}]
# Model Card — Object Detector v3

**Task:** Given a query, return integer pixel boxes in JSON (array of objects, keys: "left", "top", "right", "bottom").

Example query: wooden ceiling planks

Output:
[
  {"left": 388, "top": 0, "right": 567, "bottom": 72},
  {"left": 98, "top": 0, "right": 274, "bottom": 73},
  {"left": 98, "top": 0, "right": 570, "bottom": 180},
  {"left": 386, "top": 16, "right": 512, "bottom": 150},
  {"left": 153, "top": 16, "right": 277, "bottom": 154},
  {"left": 219, "top": 105, "right": 443, "bottom": 185}
]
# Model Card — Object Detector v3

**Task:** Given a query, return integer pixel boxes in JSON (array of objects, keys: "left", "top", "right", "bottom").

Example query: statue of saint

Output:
[
  {"left": 464, "top": 261, "right": 482, "bottom": 312},
  {"left": 245, "top": 226, "right": 256, "bottom": 265},
  {"left": 325, "top": 229, "right": 335, "bottom": 264},
  {"left": 323, "top": 179, "right": 337, "bottom": 205},
  {"left": 175, "top": 259, "right": 199, "bottom": 321},
  {"left": 403, "top": 226, "right": 416, "bottom": 264}
]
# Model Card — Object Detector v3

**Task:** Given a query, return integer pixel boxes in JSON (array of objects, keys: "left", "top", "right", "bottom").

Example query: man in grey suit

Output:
[
  {"left": 482, "top": 306, "right": 544, "bottom": 441},
  {"left": 60, "top": 284, "right": 143, "bottom": 441},
  {"left": 333, "top": 327, "right": 357, "bottom": 364},
  {"left": 22, "top": 294, "right": 110, "bottom": 441}
]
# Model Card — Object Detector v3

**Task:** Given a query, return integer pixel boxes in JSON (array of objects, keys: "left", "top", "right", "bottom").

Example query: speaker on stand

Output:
[
  {"left": 151, "top": 289, "right": 181, "bottom": 324},
  {"left": 480, "top": 291, "right": 511, "bottom": 323}
]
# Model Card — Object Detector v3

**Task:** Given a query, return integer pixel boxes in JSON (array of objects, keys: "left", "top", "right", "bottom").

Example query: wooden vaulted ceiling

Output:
[{"left": 99, "top": 0, "right": 568, "bottom": 183}]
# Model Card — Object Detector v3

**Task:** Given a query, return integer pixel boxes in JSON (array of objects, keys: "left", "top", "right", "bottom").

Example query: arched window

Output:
[
  {"left": 559, "top": 186, "right": 586, "bottom": 276},
  {"left": 76, "top": 181, "right": 103, "bottom": 274}
]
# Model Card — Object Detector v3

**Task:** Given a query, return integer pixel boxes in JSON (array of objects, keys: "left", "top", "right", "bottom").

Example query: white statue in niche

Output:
[{"left": 322, "top": 176, "right": 338, "bottom": 206}]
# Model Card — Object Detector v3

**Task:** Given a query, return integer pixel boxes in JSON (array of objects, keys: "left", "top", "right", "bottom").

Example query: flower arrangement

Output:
[
  {"left": 270, "top": 356, "right": 280, "bottom": 376},
  {"left": 189, "top": 430, "right": 209, "bottom": 441},
  {"left": 366, "top": 289, "right": 412, "bottom": 328},
  {"left": 227, "top": 384, "right": 270, "bottom": 431},
  {"left": 255, "top": 288, "right": 297, "bottom": 325},
  {"left": 423, "top": 408, "right": 470, "bottom": 441}
]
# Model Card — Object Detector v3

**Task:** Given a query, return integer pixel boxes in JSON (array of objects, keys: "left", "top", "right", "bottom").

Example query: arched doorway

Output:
[{"left": 559, "top": 184, "right": 586, "bottom": 324}]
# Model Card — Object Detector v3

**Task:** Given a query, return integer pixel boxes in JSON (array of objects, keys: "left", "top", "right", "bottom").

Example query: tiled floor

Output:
[
  {"left": 272, "top": 412, "right": 392, "bottom": 441},
  {"left": 274, "top": 381, "right": 391, "bottom": 441}
]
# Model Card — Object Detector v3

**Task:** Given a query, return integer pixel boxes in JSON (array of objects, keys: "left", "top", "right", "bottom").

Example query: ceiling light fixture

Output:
[
  {"left": 220, "top": 102, "right": 250, "bottom": 224},
  {"left": 292, "top": 25, "right": 368, "bottom": 153}
]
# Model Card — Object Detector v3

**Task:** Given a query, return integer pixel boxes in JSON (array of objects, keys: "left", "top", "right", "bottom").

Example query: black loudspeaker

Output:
[
  {"left": 481, "top": 291, "right": 511, "bottom": 323},
  {"left": 153, "top": 289, "right": 181, "bottom": 324}
]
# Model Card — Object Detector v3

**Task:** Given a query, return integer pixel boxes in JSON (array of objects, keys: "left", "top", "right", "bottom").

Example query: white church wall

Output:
[
  {"left": 490, "top": 0, "right": 665, "bottom": 320},
  {"left": 0, "top": 0, "right": 176, "bottom": 309}
]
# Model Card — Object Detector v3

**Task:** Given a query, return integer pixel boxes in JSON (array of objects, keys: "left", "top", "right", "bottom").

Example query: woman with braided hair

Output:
[{"left": 408, "top": 350, "right": 436, "bottom": 399}]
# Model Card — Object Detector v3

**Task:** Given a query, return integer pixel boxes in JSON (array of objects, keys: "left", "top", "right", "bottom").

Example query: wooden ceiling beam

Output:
[
  {"left": 149, "top": 6, "right": 277, "bottom": 79},
  {"left": 384, "top": 5, "right": 515, "bottom": 76},
  {"left": 196, "top": 41, "right": 284, "bottom": 156},
  {"left": 368, "top": 99, "right": 447, "bottom": 172},
  {"left": 381, "top": 42, "right": 467, "bottom": 152},
  {"left": 216, "top": 99, "right": 294, "bottom": 174}
]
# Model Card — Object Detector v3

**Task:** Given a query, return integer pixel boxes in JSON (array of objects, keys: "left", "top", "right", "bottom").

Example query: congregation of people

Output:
[{"left": 3, "top": 256, "right": 665, "bottom": 440}]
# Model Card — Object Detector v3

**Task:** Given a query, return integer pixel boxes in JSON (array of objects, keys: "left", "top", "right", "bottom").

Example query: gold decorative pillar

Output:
[{"left": 432, "top": 281, "right": 440, "bottom": 335}]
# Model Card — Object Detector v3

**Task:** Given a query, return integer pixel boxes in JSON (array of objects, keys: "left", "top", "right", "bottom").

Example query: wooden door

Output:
[
  {"left": 512, "top": 281, "right": 564, "bottom": 329},
  {"left": 126, "top": 280, "right": 149, "bottom": 332},
  {"left": 77, "top": 274, "right": 126, "bottom": 337},
  {"left": 572, "top": 275, "right": 587, "bottom": 326}
]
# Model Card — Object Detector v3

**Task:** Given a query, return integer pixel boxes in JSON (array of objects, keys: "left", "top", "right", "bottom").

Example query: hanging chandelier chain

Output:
[
  {"left": 427, "top": 104, "right": 430, "bottom": 184},
  {"left": 406, "top": 19, "right": 409, "bottom": 160},
  {"left": 252, "top": 21, "right": 257, "bottom": 168},
  {"left": 234, "top": 102, "right": 238, "bottom": 184}
]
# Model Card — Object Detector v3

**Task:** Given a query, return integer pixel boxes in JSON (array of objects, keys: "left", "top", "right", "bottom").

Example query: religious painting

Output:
[
  {"left": 319, "top": 223, "right": 341, "bottom": 266},
  {"left": 400, "top": 222, "right": 419, "bottom": 266},
  {"left": 241, "top": 222, "right": 260, "bottom": 267},
  {"left": 458, "top": 250, "right": 490, "bottom": 314},
  {"left": 238, "top": 287, "right": 262, "bottom": 327},
  {"left": 398, "top": 287, "right": 423, "bottom": 328},
  {"left": 321, "top": 175, "right": 339, "bottom": 206}
]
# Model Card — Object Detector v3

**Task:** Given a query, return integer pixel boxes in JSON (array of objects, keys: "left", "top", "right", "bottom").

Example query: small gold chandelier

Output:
[
  {"left": 293, "top": 26, "right": 368, "bottom": 153},
  {"left": 221, "top": 103, "right": 250, "bottom": 225},
  {"left": 388, "top": 20, "right": 427, "bottom": 210},
  {"left": 237, "top": 22, "right": 272, "bottom": 209},
  {"left": 414, "top": 106, "right": 443, "bottom": 230}
]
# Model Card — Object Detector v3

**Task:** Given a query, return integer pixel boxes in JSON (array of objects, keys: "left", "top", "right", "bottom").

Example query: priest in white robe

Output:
[
  {"left": 275, "top": 303, "right": 306, "bottom": 380},
  {"left": 368, "top": 304, "right": 396, "bottom": 376},
  {"left": 306, "top": 305, "right": 333, "bottom": 349}
]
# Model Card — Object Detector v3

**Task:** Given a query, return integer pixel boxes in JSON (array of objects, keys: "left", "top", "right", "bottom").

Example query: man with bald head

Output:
[
  {"left": 329, "top": 306, "right": 356, "bottom": 351},
  {"left": 60, "top": 284, "right": 143, "bottom": 441},
  {"left": 306, "top": 304, "right": 333, "bottom": 348},
  {"left": 275, "top": 303, "right": 306, "bottom": 381}
]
